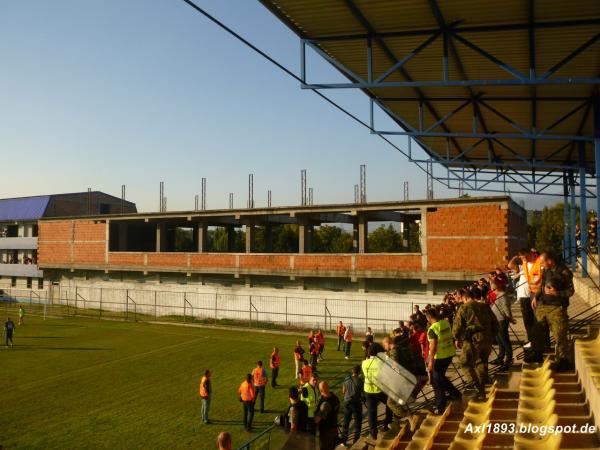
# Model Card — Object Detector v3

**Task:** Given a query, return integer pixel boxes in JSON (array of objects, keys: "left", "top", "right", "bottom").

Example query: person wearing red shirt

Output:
[
  {"left": 270, "top": 347, "right": 281, "bottom": 388},
  {"left": 316, "top": 329, "right": 325, "bottom": 361}
]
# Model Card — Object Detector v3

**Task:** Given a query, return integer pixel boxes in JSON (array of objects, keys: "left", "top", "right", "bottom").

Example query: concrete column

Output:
[
  {"left": 197, "top": 223, "right": 207, "bottom": 253},
  {"left": 245, "top": 223, "right": 255, "bottom": 253},
  {"left": 401, "top": 221, "right": 410, "bottom": 249},
  {"left": 420, "top": 208, "right": 428, "bottom": 271},
  {"left": 156, "top": 223, "right": 166, "bottom": 252},
  {"left": 427, "top": 280, "right": 434, "bottom": 296},
  {"left": 358, "top": 215, "right": 368, "bottom": 254},
  {"left": 358, "top": 278, "right": 366, "bottom": 293},
  {"left": 227, "top": 225, "right": 235, "bottom": 252},
  {"left": 299, "top": 221, "right": 312, "bottom": 254},
  {"left": 118, "top": 223, "right": 127, "bottom": 251},
  {"left": 265, "top": 224, "right": 273, "bottom": 253},
  {"left": 245, "top": 275, "right": 252, "bottom": 287},
  {"left": 352, "top": 220, "right": 359, "bottom": 253}
]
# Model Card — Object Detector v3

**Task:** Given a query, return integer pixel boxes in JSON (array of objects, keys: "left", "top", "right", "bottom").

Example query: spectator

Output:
[
  {"left": 489, "top": 281, "right": 516, "bottom": 370},
  {"left": 365, "top": 326, "right": 374, "bottom": 343},
  {"left": 315, "top": 329, "right": 325, "bottom": 361},
  {"left": 336, "top": 321, "right": 346, "bottom": 351},
  {"left": 344, "top": 326, "right": 353, "bottom": 359},
  {"left": 293, "top": 341, "right": 305, "bottom": 381},
  {"left": 314, "top": 381, "right": 340, "bottom": 450},
  {"left": 4, "top": 317, "right": 15, "bottom": 348},
  {"left": 287, "top": 386, "right": 308, "bottom": 432},
  {"left": 508, "top": 249, "right": 536, "bottom": 342},
  {"left": 216, "top": 432, "right": 232, "bottom": 450},
  {"left": 300, "top": 359, "right": 312, "bottom": 385},
  {"left": 340, "top": 365, "right": 363, "bottom": 446},
  {"left": 270, "top": 347, "right": 281, "bottom": 388},
  {"left": 301, "top": 374, "right": 320, "bottom": 434}
]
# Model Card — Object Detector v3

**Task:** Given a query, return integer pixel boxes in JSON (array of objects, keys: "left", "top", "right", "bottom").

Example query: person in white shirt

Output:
[{"left": 508, "top": 249, "right": 535, "bottom": 342}]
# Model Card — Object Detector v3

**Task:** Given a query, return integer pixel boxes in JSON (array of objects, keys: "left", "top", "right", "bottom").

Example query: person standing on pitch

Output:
[
  {"left": 239, "top": 374, "right": 256, "bottom": 432},
  {"left": 314, "top": 381, "right": 340, "bottom": 450},
  {"left": 199, "top": 369, "right": 211, "bottom": 424},
  {"left": 336, "top": 321, "right": 346, "bottom": 351},
  {"left": 18, "top": 306, "right": 24, "bottom": 325},
  {"left": 293, "top": 341, "right": 305, "bottom": 380},
  {"left": 344, "top": 326, "right": 353, "bottom": 359},
  {"left": 316, "top": 329, "right": 325, "bottom": 361},
  {"left": 301, "top": 373, "right": 320, "bottom": 434},
  {"left": 252, "top": 361, "right": 268, "bottom": 413},
  {"left": 362, "top": 346, "right": 391, "bottom": 440},
  {"left": 340, "top": 365, "right": 363, "bottom": 446},
  {"left": 4, "top": 317, "right": 15, "bottom": 348},
  {"left": 270, "top": 347, "right": 281, "bottom": 388}
]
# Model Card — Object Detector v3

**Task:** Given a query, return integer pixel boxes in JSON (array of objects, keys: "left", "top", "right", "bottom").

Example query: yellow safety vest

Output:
[
  {"left": 428, "top": 320, "right": 455, "bottom": 360},
  {"left": 362, "top": 357, "right": 381, "bottom": 394},
  {"left": 301, "top": 382, "right": 318, "bottom": 418}
]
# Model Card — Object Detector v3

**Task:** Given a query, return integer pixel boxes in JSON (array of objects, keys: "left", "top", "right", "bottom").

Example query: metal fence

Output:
[{"left": 0, "top": 285, "right": 431, "bottom": 333}]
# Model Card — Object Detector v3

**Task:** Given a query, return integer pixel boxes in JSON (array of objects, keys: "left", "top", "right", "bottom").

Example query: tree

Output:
[
  {"left": 530, "top": 203, "right": 565, "bottom": 255},
  {"left": 312, "top": 225, "right": 353, "bottom": 253},
  {"left": 368, "top": 225, "right": 401, "bottom": 252}
]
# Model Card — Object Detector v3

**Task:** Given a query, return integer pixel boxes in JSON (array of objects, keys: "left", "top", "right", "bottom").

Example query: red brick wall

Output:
[
  {"left": 356, "top": 255, "right": 422, "bottom": 271},
  {"left": 147, "top": 253, "right": 187, "bottom": 267},
  {"left": 190, "top": 254, "right": 236, "bottom": 269},
  {"left": 426, "top": 204, "right": 512, "bottom": 272},
  {"left": 295, "top": 255, "right": 352, "bottom": 271},
  {"left": 37, "top": 242, "right": 71, "bottom": 265},
  {"left": 240, "top": 255, "right": 290, "bottom": 270},
  {"left": 109, "top": 252, "right": 145, "bottom": 266},
  {"left": 39, "top": 220, "right": 106, "bottom": 266}
]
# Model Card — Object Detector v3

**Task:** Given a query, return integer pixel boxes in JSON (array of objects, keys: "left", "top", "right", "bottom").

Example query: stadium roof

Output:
[{"left": 260, "top": 0, "right": 600, "bottom": 195}]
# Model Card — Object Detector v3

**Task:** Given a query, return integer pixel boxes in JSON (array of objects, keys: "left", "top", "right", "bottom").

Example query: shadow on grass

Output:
[{"left": 5, "top": 345, "right": 108, "bottom": 351}]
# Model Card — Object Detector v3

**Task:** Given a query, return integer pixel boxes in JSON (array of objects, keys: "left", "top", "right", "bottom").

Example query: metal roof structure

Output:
[
  {"left": 255, "top": 0, "right": 599, "bottom": 275},
  {"left": 0, "top": 196, "right": 51, "bottom": 222},
  {"left": 260, "top": 0, "right": 599, "bottom": 197}
]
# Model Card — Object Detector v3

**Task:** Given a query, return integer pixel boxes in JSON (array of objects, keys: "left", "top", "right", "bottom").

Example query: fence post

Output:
[
  {"left": 99, "top": 288, "right": 103, "bottom": 319},
  {"left": 183, "top": 293, "right": 187, "bottom": 323},
  {"left": 249, "top": 295, "right": 252, "bottom": 328},
  {"left": 365, "top": 298, "right": 368, "bottom": 331},
  {"left": 154, "top": 291, "right": 158, "bottom": 318},
  {"left": 75, "top": 286, "right": 78, "bottom": 314},
  {"left": 324, "top": 299, "right": 327, "bottom": 330},
  {"left": 126, "top": 289, "right": 129, "bottom": 321},
  {"left": 285, "top": 297, "right": 288, "bottom": 326}
]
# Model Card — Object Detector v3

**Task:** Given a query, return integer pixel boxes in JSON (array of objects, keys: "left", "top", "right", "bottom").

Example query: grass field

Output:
[{"left": 0, "top": 309, "right": 356, "bottom": 449}]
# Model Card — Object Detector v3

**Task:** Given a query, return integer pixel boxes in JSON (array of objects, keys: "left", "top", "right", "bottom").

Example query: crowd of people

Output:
[{"left": 206, "top": 247, "right": 575, "bottom": 448}]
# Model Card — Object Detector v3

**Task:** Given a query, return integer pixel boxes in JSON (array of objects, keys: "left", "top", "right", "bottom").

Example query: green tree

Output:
[
  {"left": 368, "top": 224, "right": 401, "bottom": 252},
  {"left": 532, "top": 203, "right": 565, "bottom": 254},
  {"left": 273, "top": 224, "right": 299, "bottom": 253},
  {"left": 312, "top": 225, "right": 353, "bottom": 253}
]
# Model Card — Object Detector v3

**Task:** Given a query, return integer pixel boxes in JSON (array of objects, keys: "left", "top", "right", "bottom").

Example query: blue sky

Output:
[{"left": 0, "top": 1, "right": 557, "bottom": 212}]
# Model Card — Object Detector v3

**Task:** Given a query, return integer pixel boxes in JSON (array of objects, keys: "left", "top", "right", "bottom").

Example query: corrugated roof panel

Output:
[{"left": 0, "top": 196, "right": 50, "bottom": 222}]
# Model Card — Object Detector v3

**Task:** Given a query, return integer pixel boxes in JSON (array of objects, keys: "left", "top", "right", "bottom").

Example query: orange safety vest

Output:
[
  {"left": 270, "top": 352, "right": 281, "bottom": 369},
  {"left": 239, "top": 380, "right": 255, "bottom": 402},
  {"left": 199, "top": 376, "right": 210, "bottom": 398},
  {"left": 524, "top": 257, "right": 542, "bottom": 294},
  {"left": 301, "top": 365, "right": 312, "bottom": 384},
  {"left": 337, "top": 324, "right": 346, "bottom": 336},
  {"left": 345, "top": 330, "right": 353, "bottom": 342},
  {"left": 253, "top": 367, "right": 267, "bottom": 386}
]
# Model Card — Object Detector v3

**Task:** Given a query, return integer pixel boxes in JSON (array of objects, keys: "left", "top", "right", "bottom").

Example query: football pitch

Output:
[{"left": 0, "top": 312, "right": 355, "bottom": 449}]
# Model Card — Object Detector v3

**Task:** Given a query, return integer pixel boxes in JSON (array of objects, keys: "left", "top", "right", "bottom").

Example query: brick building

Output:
[{"left": 37, "top": 196, "right": 526, "bottom": 295}]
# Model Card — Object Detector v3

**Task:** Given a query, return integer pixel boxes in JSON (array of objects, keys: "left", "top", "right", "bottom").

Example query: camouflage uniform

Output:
[
  {"left": 535, "top": 264, "right": 574, "bottom": 362},
  {"left": 386, "top": 336, "right": 426, "bottom": 417},
  {"left": 452, "top": 301, "right": 499, "bottom": 393}
]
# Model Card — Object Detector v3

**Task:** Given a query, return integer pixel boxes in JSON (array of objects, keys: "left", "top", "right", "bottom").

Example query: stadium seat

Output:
[
  {"left": 520, "top": 369, "right": 552, "bottom": 386},
  {"left": 517, "top": 400, "right": 556, "bottom": 425},
  {"left": 514, "top": 414, "right": 561, "bottom": 450},
  {"left": 520, "top": 377, "right": 553, "bottom": 396},
  {"left": 403, "top": 405, "right": 452, "bottom": 450},
  {"left": 447, "top": 428, "right": 488, "bottom": 450},
  {"left": 464, "top": 392, "right": 495, "bottom": 416},
  {"left": 522, "top": 358, "right": 551, "bottom": 374},
  {"left": 518, "top": 388, "right": 556, "bottom": 409}
]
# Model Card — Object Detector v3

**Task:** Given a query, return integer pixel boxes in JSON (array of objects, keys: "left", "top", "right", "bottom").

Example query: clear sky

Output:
[{"left": 0, "top": 1, "right": 559, "bottom": 212}]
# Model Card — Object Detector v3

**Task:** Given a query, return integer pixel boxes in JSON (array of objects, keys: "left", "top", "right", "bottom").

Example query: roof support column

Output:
[
  {"left": 226, "top": 225, "right": 235, "bottom": 253},
  {"left": 357, "top": 215, "right": 368, "bottom": 254},
  {"left": 594, "top": 97, "right": 600, "bottom": 284},
  {"left": 569, "top": 170, "right": 577, "bottom": 271},
  {"left": 245, "top": 223, "right": 255, "bottom": 253},
  {"left": 563, "top": 173, "right": 570, "bottom": 262},
  {"left": 420, "top": 208, "right": 428, "bottom": 271},
  {"left": 579, "top": 143, "right": 587, "bottom": 276}
]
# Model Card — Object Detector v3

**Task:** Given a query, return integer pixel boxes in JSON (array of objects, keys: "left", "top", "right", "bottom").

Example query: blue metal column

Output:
[
  {"left": 569, "top": 170, "right": 577, "bottom": 271},
  {"left": 595, "top": 97, "right": 600, "bottom": 284},
  {"left": 563, "top": 173, "right": 570, "bottom": 262},
  {"left": 579, "top": 143, "right": 588, "bottom": 276}
]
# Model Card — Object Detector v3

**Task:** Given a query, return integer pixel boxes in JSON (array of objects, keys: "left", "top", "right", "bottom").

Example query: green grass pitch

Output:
[{"left": 0, "top": 312, "right": 356, "bottom": 449}]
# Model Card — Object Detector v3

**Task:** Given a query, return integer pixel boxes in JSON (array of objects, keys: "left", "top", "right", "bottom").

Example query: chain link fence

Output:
[{"left": 0, "top": 285, "right": 433, "bottom": 333}]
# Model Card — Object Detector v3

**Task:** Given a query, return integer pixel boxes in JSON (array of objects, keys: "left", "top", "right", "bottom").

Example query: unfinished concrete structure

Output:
[{"left": 37, "top": 196, "right": 526, "bottom": 295}]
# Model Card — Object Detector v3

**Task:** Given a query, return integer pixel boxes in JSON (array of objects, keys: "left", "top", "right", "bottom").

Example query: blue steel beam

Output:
[
  {"left": 570, "top": 171, "right": 577, "bottom": 270},
  {"left": 579, "top": 143, "right": 588, "bottom": 276},
  {"left": 540, "top": 32, "right": 600, "bottom": 80},
  {"left": 302, "top": 78, "right": 600, "bottom": 89},
  {"left": 564, "top": 174, "right": 571, "bottom": 261},
  {"left": 374, "top": 130, "right": 592, "bottom": 142},
  {"left": 595, "top": 97, "right": 600, "bottom": 284}
]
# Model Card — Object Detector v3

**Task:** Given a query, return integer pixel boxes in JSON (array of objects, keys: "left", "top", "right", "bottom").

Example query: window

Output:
[
  {"left": 11, "top": 277, "right": 16, "bottom": 287},
  {"left": 26, "top": 277, "right": 32, "bottom": 289},
  {"left": 38, "top": 278, "right": 44, "bottom": 289}
]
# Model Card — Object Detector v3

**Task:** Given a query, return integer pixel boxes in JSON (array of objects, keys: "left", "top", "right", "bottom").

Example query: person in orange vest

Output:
[
  {"left": 199, "top": 369, "right": 211, "bottom": 424},
  {"left": 336, "top": 321, "right": 347, "bottom": 351},
  {"left": 252, "top": 360, "right": 268, "bottom": 413},
  {"left": 344, "top": 326, "right": 353, "bottom": 359},
  {"left": 316, "top": 329, "right": 325, "bottom": 361},
  {"left": 239, "top": 373, "right": 256, "bottom": 432},
  {"left": 293, "top": 340, "right": 305, "bottom": 380},
  {"left": 270, "top": 347, "right": 281, "bottom": 388},
  {"left": 300, "top": 359, "right": 312, "bottom": 385}
]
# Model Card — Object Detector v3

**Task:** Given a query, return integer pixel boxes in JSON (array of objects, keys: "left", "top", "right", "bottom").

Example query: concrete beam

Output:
[{"left": 365, "top": 211, "right": 418, "bottom": 222}]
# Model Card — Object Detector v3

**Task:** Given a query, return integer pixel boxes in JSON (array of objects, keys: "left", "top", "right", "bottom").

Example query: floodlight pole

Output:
[
  {"left": 594, "top": 97, "right": 600, "bottom": 284},
  {"left": 563, "top": 173, "right": 570, "bottom": 262},
  {"left": 579, "top": 142, "right": 588, "bottom": 276},
  {"left": 569, "top": 170, "right": 577, "bottom": 271}
]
